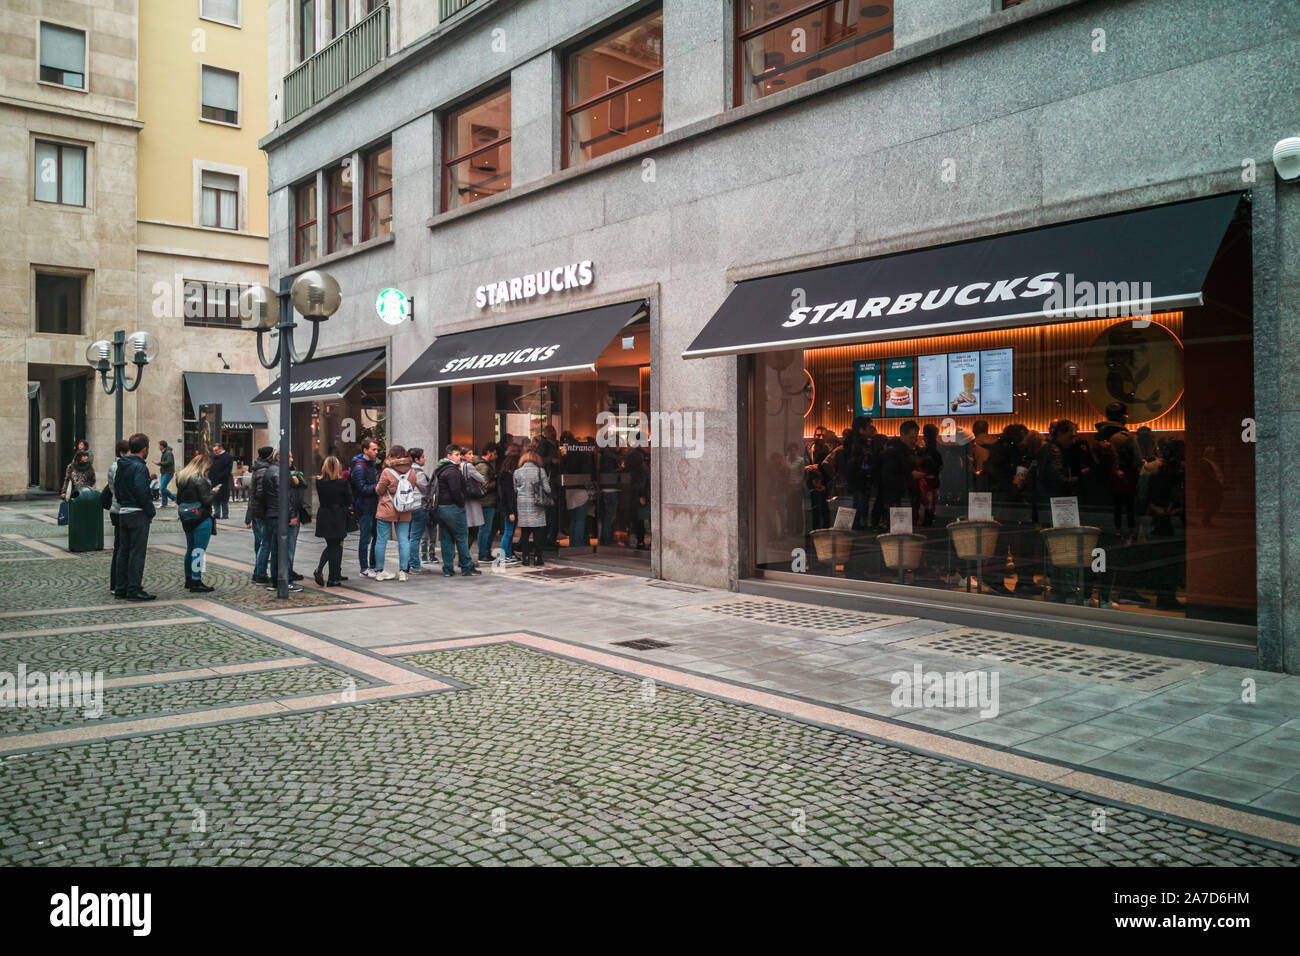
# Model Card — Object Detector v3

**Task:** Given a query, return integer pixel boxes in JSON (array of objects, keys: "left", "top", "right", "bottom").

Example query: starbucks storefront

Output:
[{"left": 689, "top": 193, "right": 1257, "bottom": 652}]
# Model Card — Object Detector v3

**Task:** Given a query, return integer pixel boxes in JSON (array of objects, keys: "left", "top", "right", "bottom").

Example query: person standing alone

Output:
[
  {"left": 208, "top": 442, "right": 234, "bottom": 519},
  {"left": 114, "top": 434, "right": 157, "bottom": 600},
  {"left": 155, "top": 440, "right": 176, "bottom": 507}
]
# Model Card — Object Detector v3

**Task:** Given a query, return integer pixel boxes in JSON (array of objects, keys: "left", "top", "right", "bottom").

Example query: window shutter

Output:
[
  {"left": 201, "top": 0, "right": 240, "bottom": 23},
  {"left": 201, "top": 67, "right": 239, "bottom": 113},
  {"left": 60, "top": 147, "right": 85, "bottom": 206},
  {"left": 34, "top": 142, "right": 59, "bottom": 203},
  {"left": 40, "top": 23, "right": 85, "bottom": 73}
]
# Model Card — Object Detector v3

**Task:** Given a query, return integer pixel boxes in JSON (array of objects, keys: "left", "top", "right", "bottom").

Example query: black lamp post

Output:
[
  {"left": 241, "top": 272, "right": 341, "bottom": 599},
  {"left": 85, "top": 330, "right": 160, "bottom": 446}
]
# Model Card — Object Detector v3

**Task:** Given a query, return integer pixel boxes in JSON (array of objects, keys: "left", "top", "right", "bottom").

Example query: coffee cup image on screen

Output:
[{"left": 947, "top": 353, "right": 980, "bottom": 412}]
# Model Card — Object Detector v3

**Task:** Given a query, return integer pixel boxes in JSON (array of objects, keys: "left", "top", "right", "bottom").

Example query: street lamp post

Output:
[
  {"left": 85, "top": 330, "right": 160, "bottom": 446},
  {"left": 241, "top": 272, "right": 341, "bottom": 599}
]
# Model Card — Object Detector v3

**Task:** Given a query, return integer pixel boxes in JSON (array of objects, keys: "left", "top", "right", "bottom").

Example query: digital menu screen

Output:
[
  {"left": 853, "top": 360, "right": 881, "bottom": 419},
  {"left": 916, "top": 354, "right": 948, "bottom": 417},
  {"left": 947, "top": 351, "right": 981, "bottom": 414},
  {"left": 979, "top": 348, "right": 1014, "bottom": 414},
  {"left": 883, "top": 358, "right": 915, "bottom": 417}
]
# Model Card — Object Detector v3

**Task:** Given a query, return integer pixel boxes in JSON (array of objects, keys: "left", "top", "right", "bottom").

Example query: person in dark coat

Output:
[
  {"left": 114, "top": 433, "right": 157, "bottom": 601},
  {"left": 349, "top": 439, "right": 381, "bottom": 576},
  {"left": 208, "top": 442, "right": 234, "bottom": 519},
  {"left": 879, "top": 421, "right": 923, "bottom": 523},
  {"left": 174, "top": 452, "right": 216, "bottom": 593},
  {"left": 313, "top": 455, "right": 353, "bottom": 586},
  {"left": 625, "top": 447, "right": 650, "bottom": 549}
]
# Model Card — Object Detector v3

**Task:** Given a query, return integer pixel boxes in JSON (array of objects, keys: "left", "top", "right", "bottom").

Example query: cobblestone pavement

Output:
[
  {"left": 1, "top": 644, "right": 1293, "bottom": 866},
  {"left": 1, "top": 501, "right": 1298, "bottom": 865}
]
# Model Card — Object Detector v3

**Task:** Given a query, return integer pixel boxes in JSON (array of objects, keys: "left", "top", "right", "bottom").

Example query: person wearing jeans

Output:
[
  {"left": 176, "top": 453, "right": 215, "bottom": 593},
  {"left": 373, "top": 445, "right": 414, "bottom": 582},
  {"left": 155, "top": 440, "right": 176, "bottom": 507},
  {"left": 349, "top": 439, "right": 381, "bottom": 577},
  {"left": 496, "top": 450, "right": 519, "bottom": 564},
  {"left": 434, "top": 445, "right": 480, "bottom": 576},
  {"left": 406, "top": 448, "right": 433, "bottom": 572},
  {"left": 247, "top": 447, "right": 275, "bottom": 582}
]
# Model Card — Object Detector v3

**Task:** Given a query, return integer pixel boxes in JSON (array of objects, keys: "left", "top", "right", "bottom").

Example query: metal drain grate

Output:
[
  {"left": 891, "top": 629, "right": 1207, "bottom": 689},
  {"left": 519, "top": 567, "right": 618, "bottom": 581},
  {"left": 646, "top": 580, "right": 706, "bottom": 593},
  {"left": 611, "top": 638, "right": 674, "bottom": 651},
  {"left": 697, "top": 599, "right": 898, "bottom": 633}
]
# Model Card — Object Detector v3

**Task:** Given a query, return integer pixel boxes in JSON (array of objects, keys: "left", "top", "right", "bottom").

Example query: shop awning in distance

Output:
[
  {"left": 251, "top": 347, "right": 386, "bottom": 405},
  {"left": 683, "top": 192, "right": 1243, "bottom": 358},
  {"left": 183, "top": 372, "right": 268, "bottom": 428},
  {"left": 390, "top": 299, "right": 647, "bottom": 390}
]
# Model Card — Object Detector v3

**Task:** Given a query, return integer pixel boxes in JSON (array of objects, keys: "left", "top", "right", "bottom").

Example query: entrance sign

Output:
[{"left": 475, "top": 260, "right": 594, "bottom": 308}]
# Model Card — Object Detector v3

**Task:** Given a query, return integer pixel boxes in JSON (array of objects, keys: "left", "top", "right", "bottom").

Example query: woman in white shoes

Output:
[{"left": 372, "top": 444, "right": 415, "bottom": 581}]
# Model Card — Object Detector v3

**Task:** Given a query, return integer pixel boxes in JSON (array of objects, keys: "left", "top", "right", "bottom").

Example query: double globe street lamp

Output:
[
  {"left": 85, "top": 330, "right": 161, "bottom": 446},
  {"left": 240, "top": 271, "right": 342, "bottom": 599}
]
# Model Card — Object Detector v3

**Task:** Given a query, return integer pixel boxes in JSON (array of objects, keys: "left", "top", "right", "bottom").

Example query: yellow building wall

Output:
[{"left": 137, "top": 0, "right": 268, "bottom": 234}]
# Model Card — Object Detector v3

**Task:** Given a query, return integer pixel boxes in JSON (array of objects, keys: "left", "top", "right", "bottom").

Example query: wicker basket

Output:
[
  {"left": 947, "top": 520, "right": 1001, "bottom": 560},
  {"left": 1040, "top": 526, "right": 1101, "bottom": 569},
  {"left": 810, "top": 529, "right": 854, "bottom": 566},
  {"left": 878, "top": 533, "right": 925, "bottom": 570}
]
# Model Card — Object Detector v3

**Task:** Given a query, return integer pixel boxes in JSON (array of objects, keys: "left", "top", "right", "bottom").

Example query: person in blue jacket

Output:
[
  {"left": 349, "top": 438, "right": 381, "bottom": 577},
  {"left": 113, "top": 433, "right": 157, "bottom": 601}
]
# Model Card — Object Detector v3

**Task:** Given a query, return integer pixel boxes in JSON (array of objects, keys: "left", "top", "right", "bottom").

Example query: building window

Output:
[
  {"left": 735, "top": 0, "right": 894, "bottom": 105},
  {"left": 34, "top": 141, "right": 86, "bottom": 206},
  {"left": 296, "top": 179, "right": 318, "bottom": 263},
  {"left": 183, "top": 280, "right": 243, "bottom": 329},
  {"left": 300, "top": 0, "right": 316, "bottom": 61},
  {"left": 443, "top": 86, "right": 511, "bottom": 211},
  {"left": 201, "top": 170, "right": 239, "bottom": 229},
  {"left": 330, "top": 0, "right": 350, "bottom": 39},
  {"left": 564, "top": 7, "right": 663, "bottom": 168},
  {"left": 39, "top": 22, "right": 86, "bottom": 89},
  {"left": 327, "top": 162, "right": 354, "bottom": 252},
  {"left": 200, "top": 0, "right": 241, "bottom": 27},
  {"left": 362, "top": 143, "right": 392, "bottom": 240},
  {"left": 201, "top": 65, "right": 240, "bottom": 124},
  {"left": 35, "top": 273, "right": 83, "bottom": 335}
]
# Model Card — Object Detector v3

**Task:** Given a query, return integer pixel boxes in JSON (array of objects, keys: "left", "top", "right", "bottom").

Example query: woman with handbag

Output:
[
  {"left": 174, "top": 452, "right": 216, "bottom": 592},
  {"left": 513, "top": 448, "right": 552, "bottom": 566},
  {"left": 313, "top": 456, "right": 353, "bottom": 587},
  {"left": 373, "top": 444, "right": 414, "bottom": 582}
]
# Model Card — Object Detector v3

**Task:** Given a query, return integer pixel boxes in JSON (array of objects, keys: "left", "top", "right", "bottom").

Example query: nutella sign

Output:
[{"left": 475, "top": 260, "right": 593, "bottom": 308}]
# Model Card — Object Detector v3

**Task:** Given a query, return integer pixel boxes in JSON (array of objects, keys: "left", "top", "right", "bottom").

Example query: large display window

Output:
[{"left": 750, "top": 219, "right": 1255, "bottom": 627}]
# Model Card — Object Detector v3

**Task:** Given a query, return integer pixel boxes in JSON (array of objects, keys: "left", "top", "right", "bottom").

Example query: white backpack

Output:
[{"left": 387, "top": 467, "right": 419, "bottom": 513}]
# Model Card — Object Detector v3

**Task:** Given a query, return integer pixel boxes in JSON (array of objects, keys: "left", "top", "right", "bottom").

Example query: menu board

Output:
[
  {"left": 916, "top": 354, "right": 948, "bottom": 417},
  {"left": 853, "top": 360, "right": 881, "bottom": 419},
  {"left": 979, "top": 348, "right": 1014, "bottom": 415},
  {"left": 883, "top": 358, "right": 915, "bottom": 418},
  {"left": 947, "top": 351, "right": 981, "bottom": 414}
]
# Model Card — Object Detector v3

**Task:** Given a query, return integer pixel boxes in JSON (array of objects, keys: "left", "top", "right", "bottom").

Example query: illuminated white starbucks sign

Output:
[{"left": 475, "top": 260, "right": 593, "bottom": 308}]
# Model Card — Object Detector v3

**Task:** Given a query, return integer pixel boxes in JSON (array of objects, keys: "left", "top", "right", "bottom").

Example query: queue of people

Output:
[{"left": 796, "top": 401, "right": 1193, "bottom": 611}]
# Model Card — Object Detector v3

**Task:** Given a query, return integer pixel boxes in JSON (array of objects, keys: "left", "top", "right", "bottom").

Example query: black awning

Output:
[
  {"left": 183, "top": 372, "right": 268, "bottom": 427},
  {"left": 390, "top": 300, "right": 647, "bottom": 390},
  {"left": 251, "top": 347, "right": 386, "bottom": 405},
  {"left": 684, "top": 193, "right": 1243, "bottom": 358}
]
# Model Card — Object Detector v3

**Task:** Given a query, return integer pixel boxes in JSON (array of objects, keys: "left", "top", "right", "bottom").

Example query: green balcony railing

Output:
[
  {"left": 439, "top": 0, "right": 478, "bottom": 22},
  {"left": 283, "top": 3, "right": 390, "bottom": 122}
]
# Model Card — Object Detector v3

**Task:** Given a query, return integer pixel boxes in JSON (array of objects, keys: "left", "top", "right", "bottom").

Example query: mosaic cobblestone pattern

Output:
[
  {"left": 0, "top": 621, "right": 293, "bottom": 680},
  {"left": 0, "top": 665, "right": 365, "bottom": 736},
  {"left": 0, "top": 552, "right": 349, "bottom": 612},
  {"left": 0, "top": 604, "right": 191, "bottom": 633},
  {"left": 1, "top": 644, "right": 1291, "bottom": 866}
]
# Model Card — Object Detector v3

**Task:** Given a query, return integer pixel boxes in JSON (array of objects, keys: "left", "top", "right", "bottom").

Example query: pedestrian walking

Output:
[
  {"left": 373, "top": 445, "right": 415, "bottom": 581},
  {"left": 434, "top": 445, "right": 479, "bottom": 576},
  {"left": 155, "top": 440, "right": 176, "bottom": 507},
  {"left": 175, "top": 452, "right": 216, "bottom": 592},
  {"left": 513, "top": 448, "right": 552, "bottom": 567},
  {"left": 313, "top": 455, "right": 353, "bottom": 587},
  {"left": 208, "top": 442, "right": 234, "bottom": 519},
  {"left": 113, "top": 433, "right": 157, "bottom": 600},
  {"left": 349, "top": 439, "right": 381, "bottom": 578},
  {"left": 105, "top": 439, "right": 129, "bottom": 596}
]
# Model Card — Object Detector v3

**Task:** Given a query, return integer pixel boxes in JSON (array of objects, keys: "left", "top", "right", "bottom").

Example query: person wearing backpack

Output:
[
  {"left": 434, "top": 445, "right": 479, "bottom": 576},
  {"left": 174, "top": 452, "right": 216, "bottom": 592},
  {"left": 372, "top": 444, "right": 415, "bottom": 582}
]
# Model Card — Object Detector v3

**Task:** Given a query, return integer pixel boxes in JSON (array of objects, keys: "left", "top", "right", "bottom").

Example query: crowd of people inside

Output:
[{"left": 790, "top": 401, "right": 1204, "bottom": 612}]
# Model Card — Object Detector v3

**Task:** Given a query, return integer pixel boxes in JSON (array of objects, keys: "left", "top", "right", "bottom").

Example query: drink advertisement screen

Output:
[
  {"left": 853, "top": 360, "right": 881, "bottom": 419},
  {"left": 883, "top": 358, "right": 915, "bottom": 417},
  {"left": 947, "top": 351, "right": 980, "bottom": 415},
  {"left": 980, "top": 348, "right": 1014, "bottom": 414},
  {"left": 916, "top": 354, "right": 948, "bottom": 417}
]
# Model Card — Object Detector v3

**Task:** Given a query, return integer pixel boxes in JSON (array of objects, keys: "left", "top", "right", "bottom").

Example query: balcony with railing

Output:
[
  {"left": 284, "top": 3, "right": 391, "bottom": 122},
  {"left": 440, "top": 0, "right": 479, "bottom": 21}
]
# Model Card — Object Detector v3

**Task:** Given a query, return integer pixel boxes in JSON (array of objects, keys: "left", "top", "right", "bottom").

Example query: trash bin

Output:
[{"left": 67, "top": 488, "right": 104, "bottom": 552}]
